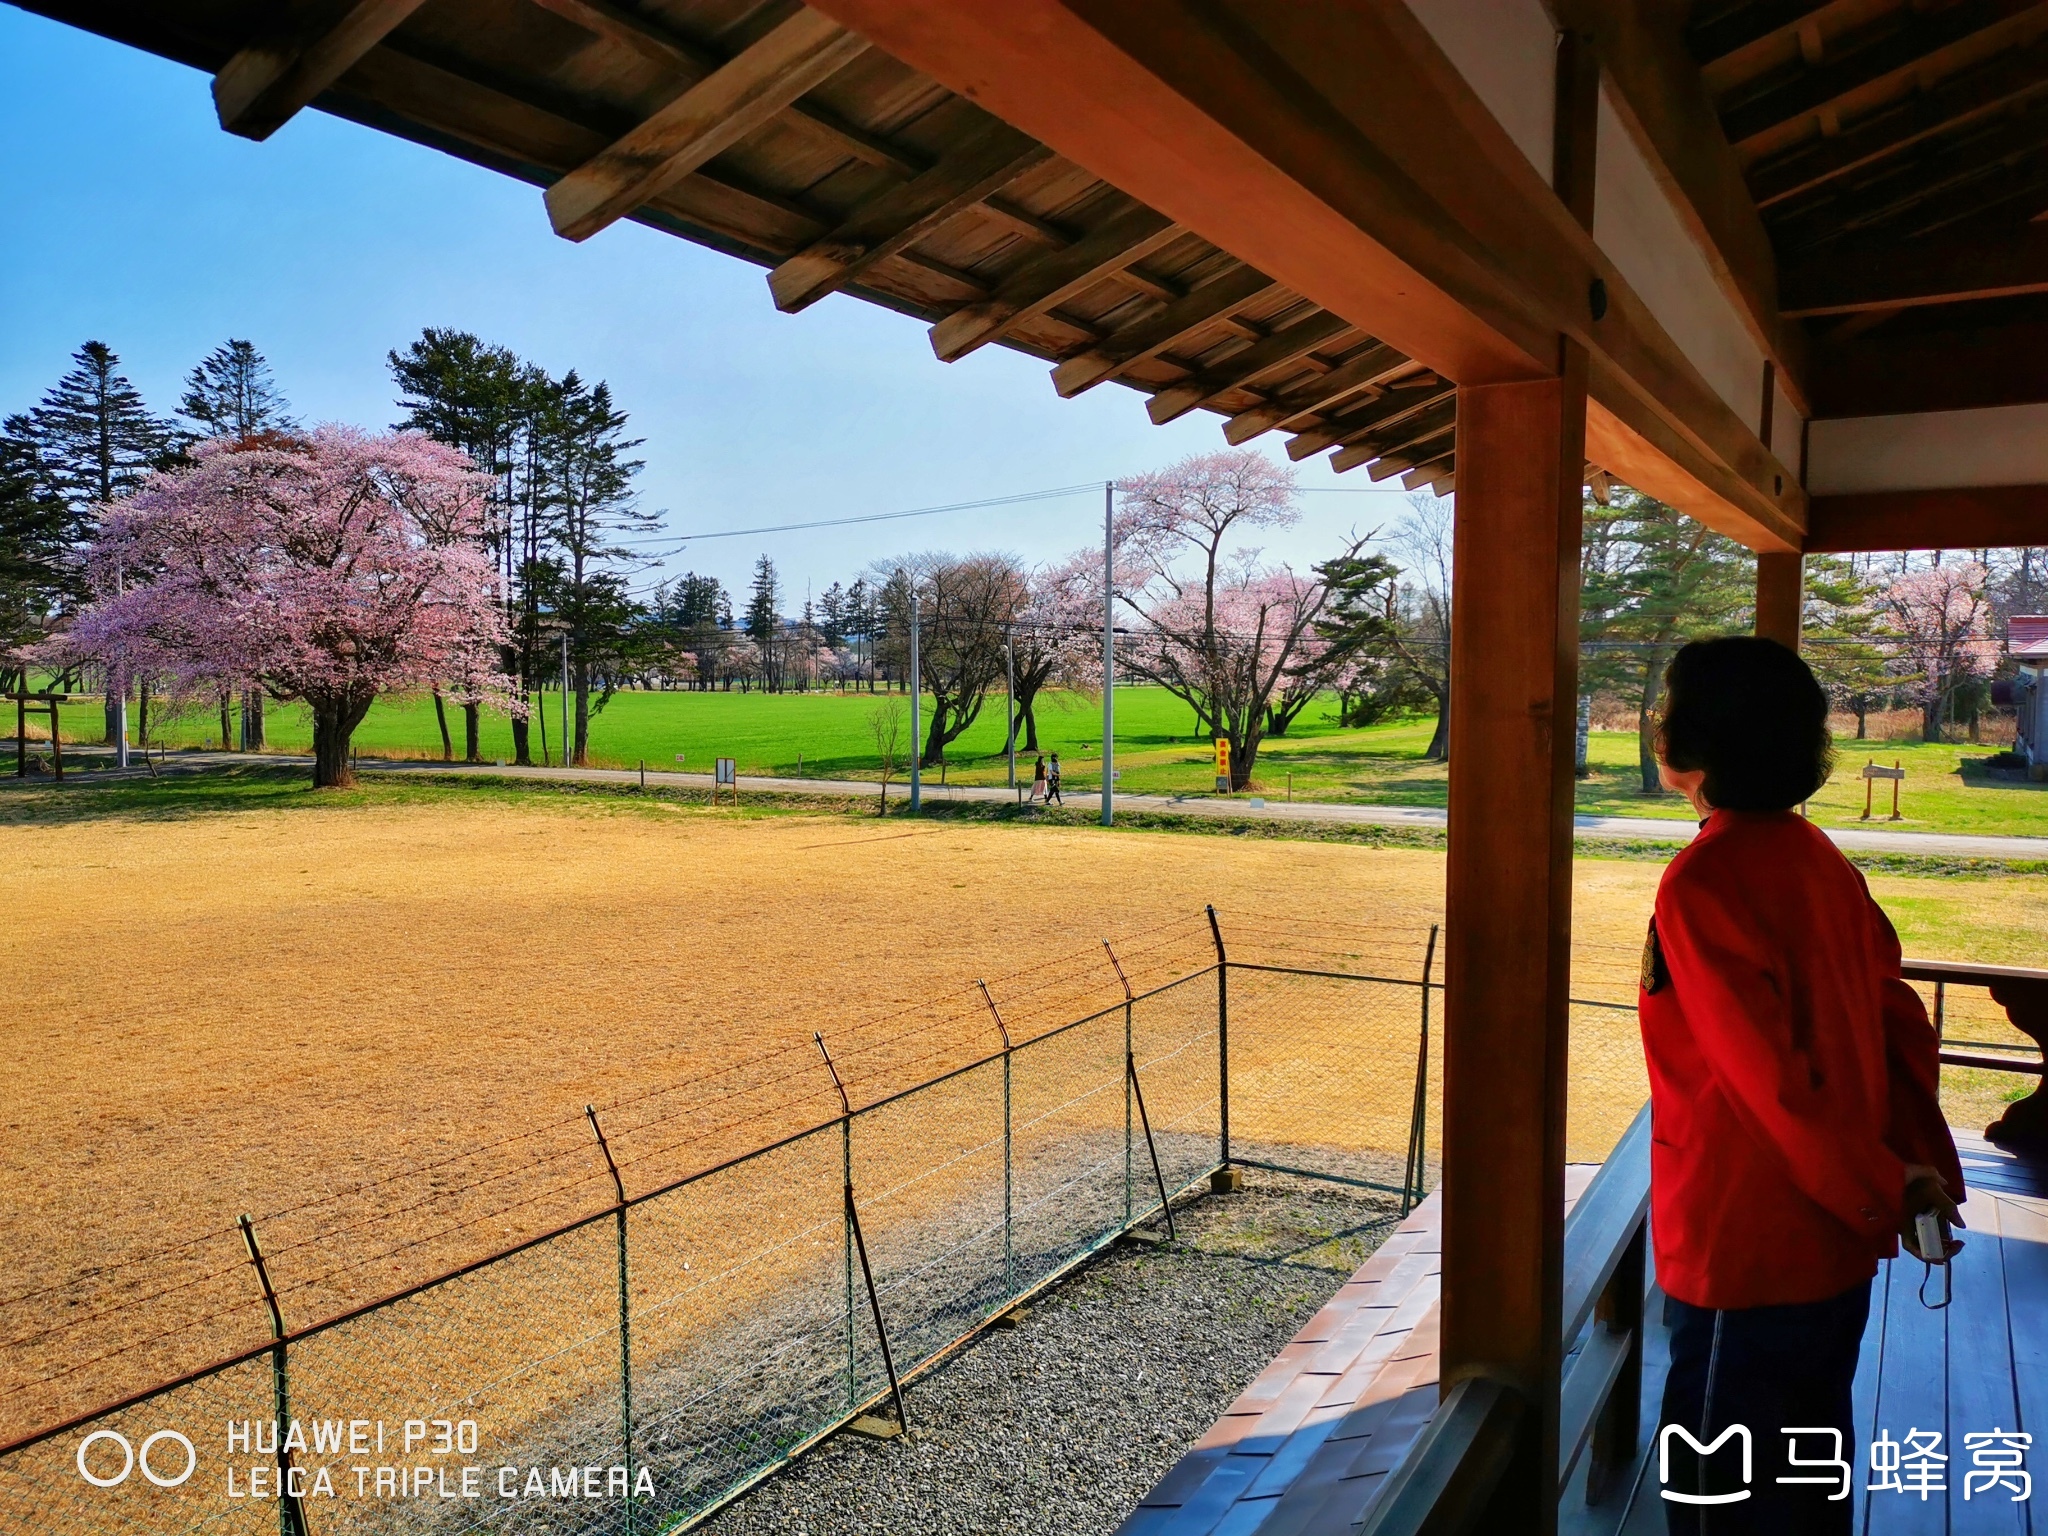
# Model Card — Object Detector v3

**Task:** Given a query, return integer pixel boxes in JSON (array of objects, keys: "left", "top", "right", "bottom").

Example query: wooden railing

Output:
[
  {"left": 1359, "top": 1108, "right": 1653, "bottom": 1535},
  {"left": 1904, "top": 958, "right": 2048, "bottom": 1154}
]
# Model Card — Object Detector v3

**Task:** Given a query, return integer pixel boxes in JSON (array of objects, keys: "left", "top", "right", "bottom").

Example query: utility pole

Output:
[
  {"left": 907, "top": 577, "right": 921, "bottom": 813},
  {"left": 560, "top": 632, "right": 570, "bottom": 768},
  {"left": 1004, "top": 624, "right": 1016, "bottom": 795},
  {"left": 1101, "top": 481, "right": 1114, "bottom": 827}
]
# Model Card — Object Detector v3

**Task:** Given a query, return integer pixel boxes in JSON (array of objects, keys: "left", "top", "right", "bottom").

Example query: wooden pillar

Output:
[
  {"left": 1435, "top": 30, "right": 1595, "bottom": 1532},
  {"left": 1756, "top": 551, "right": 1803, "bottom": 649}
]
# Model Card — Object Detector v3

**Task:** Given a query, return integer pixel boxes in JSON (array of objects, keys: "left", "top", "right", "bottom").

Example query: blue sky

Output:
[{"left": 0, "top": 7, "right": 1412, "bottom": 601}]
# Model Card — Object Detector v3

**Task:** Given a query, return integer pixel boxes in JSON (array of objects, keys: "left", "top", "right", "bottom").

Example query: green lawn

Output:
[{"left": 28, "top": 685, "right": 2048, "bottom": 837}]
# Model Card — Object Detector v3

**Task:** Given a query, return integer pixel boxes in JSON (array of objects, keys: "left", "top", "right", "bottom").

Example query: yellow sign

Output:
[{"left": 1213, "top": 738, "right": 1230, "bottom": 775}]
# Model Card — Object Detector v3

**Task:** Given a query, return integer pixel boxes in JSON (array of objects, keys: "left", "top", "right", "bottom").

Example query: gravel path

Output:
[{"left": 697, "top": 1174, "right": 1403, "bottom": 1536}]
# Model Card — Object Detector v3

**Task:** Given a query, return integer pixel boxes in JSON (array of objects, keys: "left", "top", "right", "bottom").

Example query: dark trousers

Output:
[{"left": 1660, "top": 1280, "right": 1870, "bottom": 1536}]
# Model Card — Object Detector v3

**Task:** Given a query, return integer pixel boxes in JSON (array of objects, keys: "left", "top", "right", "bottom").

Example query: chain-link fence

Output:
[{"left": 0, "top": 908, "right": 1676, "bottom": 1536}]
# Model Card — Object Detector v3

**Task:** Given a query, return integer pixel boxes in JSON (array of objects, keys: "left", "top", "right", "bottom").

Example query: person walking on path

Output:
[
  {"left": 1045, "top": 752, "right": 1063, "bottom": 805},
  {"left": 1640, "top": 637, "right": 1961, "bottom": 1535},
  {"left": 1030, "top": 754, "right": 1046, "bottom": 804}
]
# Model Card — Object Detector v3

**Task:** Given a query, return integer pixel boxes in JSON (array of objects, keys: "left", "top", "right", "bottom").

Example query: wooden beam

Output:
[
  {"left": 1289, "top": 383, "right": 1452, "bottom": 461},
  {"left": 1810, "top": 315, "right": 2048, "bottom": 416},
  {"left": 1782, "top": 223, "right": 2048, "bottom": 316},
  {"left": 527, "top": 0, "right": 924, "bottom": 175},
  {"left": 1144, "top": 311, "right": 1351, "bottom": 425},
  {"left": 1556, "top": 0, "right": 1811, "bottom": 413},
  {"left": 1222, "top": 342, "right": 1410, "bottom": 443},
  {"left": 927, "top": 203, "right": 1179, "bottom": 361},
  {"left": 1745, "top": 34, "right": 2048, "bottom": 210},
  {"left": 545, "top": 9, "right": 869, "bottom": 243},
  {"left": 1332, "top": 401, "right": 1457, "bottom": 473},
  {"left": 768, "top": 117, "right": 1049, "bottom": 312},
  {"left": 1051, "top": 264, "right": 1275, "bottom": 397},
  {"left": 213, "top": 0, "right": 427, "bottom": 141},
  {"left": 1756, "top": 551, "right": 1804, "bottom": 647},
  {"left": 806, "top": 0, "right": 1803, "bottom": 549},
  {"left": 1805, "top": 485, "right": 2048, "bottom": 550},
  {"left": 1444, "top": 366, "right": 1585, "bottom": 1529},
  {"left": 1718, "top": 0, "right": 2048, "bottom": 161}
]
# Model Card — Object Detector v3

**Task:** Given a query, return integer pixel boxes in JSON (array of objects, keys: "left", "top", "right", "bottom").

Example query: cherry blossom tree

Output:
[
  {"left": 1111, "top": 449, "right": 1367, "bottom": 790},
  {"left": 61, "top": 427, "right": 512, "bottom": 787},
  {"left": 1878, "top": 561, "right": 1998, "bottom": 742}
]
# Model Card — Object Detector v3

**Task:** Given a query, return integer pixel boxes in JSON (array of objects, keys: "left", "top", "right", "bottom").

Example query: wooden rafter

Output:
[
  {"left": 1325, "top": 398, "right": 1457, "bottom": 474},
  {"left": 1716, "top": 0, "right": 2048, "bottom": 159},
  {"left": 1220, "top": 342, "right": 1410, "bottom": 444},
  {"left": 927, "top": 202, "right": 1179, "bottom": 361},
  {"left": 1050, "top": 264, "right": 1274, "bottom": 396},
  {"left": 1746, "top": 33, "right": 2048, "bottom": 208},
  {"left": 526, "top": 0, "right": 925, "bottom": 175},
  {"left": 1772, "top": 103, "right": 2048, "bottom": 250},
  {"left": 1143, "top": 312, "right": 1352, "bottom": 426},
  {"left": 545, "top": 9, "right": 870, "bottom": 242},
  {"left": 214, "top": 0, "right": 428, "bottom": 141},
  {"left": 1285, "top": 381, "right": 1451, "bottom": 461},
  {"left": 767, "top": 116, "right": 1049, "bottom": 311}
]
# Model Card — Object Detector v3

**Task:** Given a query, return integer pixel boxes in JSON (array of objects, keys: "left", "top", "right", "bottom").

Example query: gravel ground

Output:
[{"left": 697, "top": 1173, "right": 1403, "bottom": 1536}]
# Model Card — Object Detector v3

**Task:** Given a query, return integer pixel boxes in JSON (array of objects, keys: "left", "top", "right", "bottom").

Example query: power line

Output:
[{"left": 615, "top": 483, "right": 1104, "bottom": 551}]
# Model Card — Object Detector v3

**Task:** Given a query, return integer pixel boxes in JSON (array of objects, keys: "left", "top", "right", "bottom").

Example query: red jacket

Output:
[{"left": 1639, "top": 809, "right": 1961, "bottom": 1310}]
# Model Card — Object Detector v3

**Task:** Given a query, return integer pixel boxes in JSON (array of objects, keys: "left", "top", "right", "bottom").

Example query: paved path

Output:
[{"left": 37, "top": 748, "right": 2043, "bottom": 862}]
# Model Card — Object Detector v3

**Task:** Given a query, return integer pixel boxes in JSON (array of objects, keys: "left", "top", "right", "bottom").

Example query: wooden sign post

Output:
[
  {"left": 715, "top": 756, "right": 737, "bottom": 808},
  {"left": 1213, "top": 738, "right": 1230, "bottom": 794},
  {"left": 1861, "top": 759, "right": 1904, "bottom": 821},
  {"left": 12, "top": 692, "right": 65, "bottom": 780}
]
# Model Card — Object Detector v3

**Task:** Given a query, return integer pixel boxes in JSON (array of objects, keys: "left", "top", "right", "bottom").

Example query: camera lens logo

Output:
[{"left": 76, "top": 1430, "right": 197, "bottom": 1489}]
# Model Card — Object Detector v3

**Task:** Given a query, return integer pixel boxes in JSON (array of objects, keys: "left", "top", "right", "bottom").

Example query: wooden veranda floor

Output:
[{"left": 1122, "top": 1131, "right": 2047, "bottom": 1536}]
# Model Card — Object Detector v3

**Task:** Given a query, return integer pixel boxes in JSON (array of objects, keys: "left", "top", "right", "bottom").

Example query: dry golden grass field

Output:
[{"left": 0, "top": 778, "right": 2040, "bottom": 1445}]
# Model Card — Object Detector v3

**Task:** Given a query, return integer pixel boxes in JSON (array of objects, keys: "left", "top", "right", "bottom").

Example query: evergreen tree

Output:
[
  {"left": 745, "top": 555, "right": 782, "bottom": 689},
  {"left": 390, "top": 329, "right": 533, "bottom": 761},
  {"left": 0, "top": 421, "right": 76, "bottom": 679},
  {"left": 179, "top": 339, "right": 295, "bottom": 441},
  {"left": 23, "top": 342, "right": 174, "bottom": 739},
  {"left": 1579, "top": 486, "right": 1754, "bottom": 791},
  {"left": 818, "top": 580, "right": 848, "bottom": 647},
  {"left": 532, "top": 372, "right": 653, "bottom": 762}
]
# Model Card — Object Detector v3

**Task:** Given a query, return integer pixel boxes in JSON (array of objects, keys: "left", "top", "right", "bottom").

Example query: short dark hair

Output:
[{"left": 1657, "top": 637, "right": 1833, "bottom": 812}]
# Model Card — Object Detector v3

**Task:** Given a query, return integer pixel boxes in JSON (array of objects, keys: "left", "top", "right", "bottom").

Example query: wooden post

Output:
[
  {"left": 1435, "top": 35, "right": 1597, "bottom": 1532},
  {"left": 1755, "top": 551, "right": 1803, "bottom": 649}
]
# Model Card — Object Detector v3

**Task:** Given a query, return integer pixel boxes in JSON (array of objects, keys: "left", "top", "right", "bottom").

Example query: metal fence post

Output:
[
  {"left": 1105, "top": 941, "right": 1176, "bottom": 1241},
  {"left": 586, "top": 1107, "right": 634, "bottom": 1532},
  {"left": 978, "top": 980, "right": 1014, "bottom": 1296},
  {"left": 816, "top": 1034, "right": 909, "bottom": 1433},
  {"left": 238, "top": 1215, "right": 310, "bottom": 1536},
  {"left": 1401, "top": 924, "right": 1441, "bottom": 1215},
  {"left": 1107, "top": 941, "right": 1133, "bottom": 1225},
  {"left": 1207, "top": 906, "right": 1229, "bottom": 1174}
]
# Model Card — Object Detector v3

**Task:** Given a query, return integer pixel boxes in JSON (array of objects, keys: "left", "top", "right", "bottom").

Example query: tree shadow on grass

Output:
[{"left": 0, "top": 761, "right": 364, "bottom": 827}]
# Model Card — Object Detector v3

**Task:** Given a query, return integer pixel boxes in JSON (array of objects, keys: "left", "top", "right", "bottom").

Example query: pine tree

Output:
[
  {"left": 532, "top": 372, "right": 653, "bottom": 762},
  {"left": 180, "top": 340, "right": 295, "bottom": 442},
  {"left": 23, "top": 342, "right": 174, "bottom": 739},
  {"left": 389, "top": 329, "right": 532, "bottom": 761},
  {"left": 745, "top": 555, "right": 782, "bottom": 692},
  {"left": 0, "top": 420, "right": 76, "bottom": 676}
]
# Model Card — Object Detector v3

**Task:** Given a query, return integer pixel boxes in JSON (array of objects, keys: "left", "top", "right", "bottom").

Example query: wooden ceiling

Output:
[{"left": 1694, "top": 0, "right": 2048, "bottom": 350}]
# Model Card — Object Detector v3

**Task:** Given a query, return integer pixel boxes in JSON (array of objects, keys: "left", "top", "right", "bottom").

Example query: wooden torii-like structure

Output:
[{"left": 14, "top": 0, "right": 2048, "bottom": 1527}]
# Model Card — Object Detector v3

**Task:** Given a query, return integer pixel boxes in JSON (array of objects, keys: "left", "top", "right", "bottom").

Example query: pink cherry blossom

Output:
[{"left": 59, "top": 426, "right": 513, "bottom": 786}]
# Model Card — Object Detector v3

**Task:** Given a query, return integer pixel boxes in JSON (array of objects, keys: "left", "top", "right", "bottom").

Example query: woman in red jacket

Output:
[{"left": 1642, "top": 637, "right": 1961, "bottom": 1535}]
